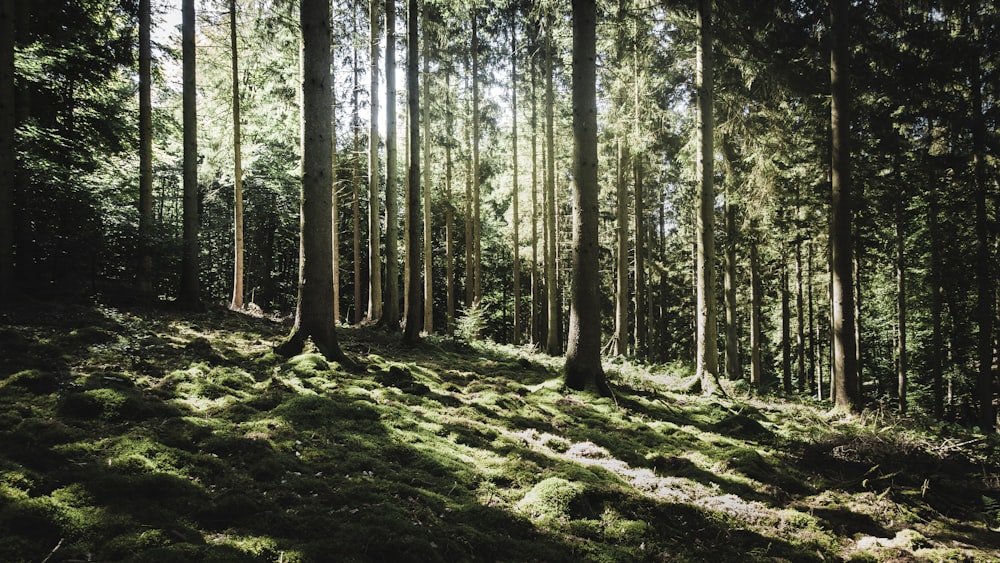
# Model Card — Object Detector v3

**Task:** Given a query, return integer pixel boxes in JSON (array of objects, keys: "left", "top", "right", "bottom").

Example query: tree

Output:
[
  {"left": 136, "top": 0, "right": 153, "bottom": 299},
  {"left": 276, "top": 0, "right": 347, "bottom": 363},
  {"left": 352, "top": 4, "right": 363, "bottom": 324},
  {"left": 471, "top": 9, "right": 482, "bottom": 304},
  {"left": 367, "top": 0, "right": 383, "bottom": 323},
  {"left": 829, "top": 0, "right": 860, "bottom": 412},
  {"left": 969, "top": 2, "right": 994, "bottom": 432},
  {"left": 544, "top": 10, "right": 560, "bottom": 356},
  {"left": 229, "top": 0, "right": 245, "bottom": 311},
  {"left": 695, "top": 0, "right": 720, "bottom": 394},
  {"left": 511, "top": 12, "right": 521, "bottom": 345},
  {"left": 403, "top": 0, "right": 421, "bottom": 345},
  {"left": 564, "top": 0, "right": 610, "bottom": 396},
  {"left": 383, "top": 0, "right": 400, "bottom": 328},
  {"left": 179, "top": 0, "right": 202, "bottom": 309},
  {"left": 421, "top": 6, "right": 433, "bottom": 334}
]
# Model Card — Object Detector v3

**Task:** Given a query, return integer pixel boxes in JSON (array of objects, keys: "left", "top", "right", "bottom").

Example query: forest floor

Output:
[{"left": 1, "top": 301, "right": 999, "bottom": 562}]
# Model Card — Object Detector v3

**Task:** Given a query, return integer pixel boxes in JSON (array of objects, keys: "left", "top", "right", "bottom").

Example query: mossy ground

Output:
[{"left": 1, "top": 301, "right": 998, "bottom": 562}]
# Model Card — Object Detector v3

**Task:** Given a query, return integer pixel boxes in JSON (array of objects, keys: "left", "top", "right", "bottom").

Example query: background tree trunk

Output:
[
  {"left": 564, "top": 0, "right": 609, "bottom": 396},
  {"left": 229, "top": 0, "right": 245, "bottom": 311},
  {"left": 544, "top": 11, "right": 559, "bottom": 355},
  {"left": 472, "top": 12, "right": 482, "bottom": 305},
  {"left": 511, "top": 15, "right": 521, "bottom": 345},
  {"left": 422, "top": 9, "right": 433, "bottom": 334},
  {"left": 367, "top": 0, "right": 383, "bottom": 322},
  {"left": 402, "top": 0, "right": 421, "bottom": 344},
  {"left": 614, "top": 139, "right": 629, "bottom": 356},
  {"left": 352, "top": 6, "right": 363, "bottom": 324},
  {"left": 445, "top": 70, "right": 455, "bottom": 332},
  {"left": 179, "top": 0, "right": 201, "bottom": 309},
  {"left": 695, "top": 0, "right": 720, "bottom": 393},
  {"left": 896, "top": 199, "right": 907, "bottom": 414},
  {"left": 136, "top": 0, "right": 153, "bottom": 298},
  {"left": 383, "top": 0, "right": 400, "bottom": 328}
]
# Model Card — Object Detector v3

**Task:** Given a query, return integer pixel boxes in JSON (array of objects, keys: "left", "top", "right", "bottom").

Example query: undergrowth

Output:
[{"left": 0, "top": 302, "right": 998, "bottom": 562}]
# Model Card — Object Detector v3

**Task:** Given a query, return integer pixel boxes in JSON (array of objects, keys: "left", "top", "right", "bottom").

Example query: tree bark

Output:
[
  {"left": 383, "top": 0, "right": 400, "bottom": 327},
  {"left": 695, "top": 0, "right": 720, "bottom": 393},
  {"left": 830, "top": 0, "right": 859, "bottom": 412},
  {"left": 971, "top": 5, "right": 994, "bottom": 431},
  {"left": 402, "top": 0, "right": 422, "bottom": 345},
  {"left": 136, "top": 0, "right": 153, "bottom": 298},
  {"left": 445, "top": 70, "right": 455, "bottom": 332},
  {"left": 796, "top": 236, "right": 806, "bottom": 392},
  {"left": 749, "top": 232, "right": 763, "bottom": 390},
  {"left": 276, "top": 0, "right": 347, "bottom": 364},
  {"left": 229, "top": 0, "right": 245, "bottom": 311},
  {"left": 422, "top": 9, "right": 433, "bottom": 334},
  {"left": 530, "top": 32, "right": 540, "bottom": 346},
  {"left": 352, "top": 5, "right": 363, "bottom": 324},
  {"left": 367, "top": 0, "right": 383, "bottom": 322},
  {"left": 511, "top": 15, "right": 521, "bottom": 345},
  {"left": 544, "top": 10, "right": 560, "bottom": 355},
  {"left": 896, "top": 199, "right": 907, "bottom": 414},
  {"left": 472, "top": 11, "right": 482, "bottom": 305},
  {"left": 929, "top": 182, "right": 943, "bottom": 419},
  {"left": 564, "top": 0, "right": 609, "bottom": 396},
  {"left": 724, "top": 185, "right": 739, "bottom": 379},
  {"left": 614, "top": 138, "right": 629, "bottom": 356},
  {"left": 179, "top": 0, "right": 202, "bottom": 309},
  {"left": 782, "top": 261, "right": 792, "bottom": 393}
]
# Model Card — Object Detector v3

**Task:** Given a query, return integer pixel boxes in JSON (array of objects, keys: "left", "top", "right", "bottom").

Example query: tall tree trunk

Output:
[
  {"left": 464, "top": 69, "right": 474, "bottom": 309},
  {"left": 229, "top": 0, "right": 245, "bottom": 311},
  {"left": 472, "top": 11, "right": 482, "bottom": 304},
  {"left": 383, "top": 0, "right": 400, "bottom": 327},
  {"left": 136, "top": 0, "right": 153, "bottom": 298},
  {"left": 445, "top": 70, "right": 455, "bottom": 332},
  {"left": 782, "top": 261, "right": 792, "bottom": 393},
  {"left": 402, "top": 0, "right": 422, "bottom": 344},
  {"left": 695, "top": 0, "right": 720, "bottom": 393},
  {"left": 511, "top": 15, "right": 521, "bottom": 345},
  {"left": 352, "top": 6, "right": 363, "bottom": 324},
  {"left": 808, "top": 239, "right": 817, "bottom": 397},
  {"left": 614, "top": 139, "right": 629, "bottom": 356},
  {"left": 634, "top": 146, "right": 646, "bottom": 356},
  {"left": 565, "top": 0, "right": 609, "bottom": 396},
  {"left": 795, "top": 236, "right": 806, "bottom": 392},
  {"left": 929, "top": 182, "right": 944, "bottom": 419},
  {"left": 530, "top": 34, "right": 540, "bottom": 346},
  {"left": 829, "top": 0, "right": 859, "bottom": 412},
  {"left": 367, "top": 0, "right": 383, "bottom": 322},
  {"left": 179, "top": 0, "right": 202, "bottom": 309},
  {"left": 750, "top": 233, "right": 763, "bottom": 390},
  {"left": 276, "top": 0, "right": 347, "bottom": 363},
  {"left": 422, "top": 10, "right": 433, "bottom": 334},
  {"left": 971, "top": 8, "right": 994, "bottom": 431},
  {"left": 724, "top": 187, "right": 739, "bottom": 379},
  {"left": 896, "top": 199, "right": 907, "bottom": 414},
  {"left": 544, "top": 10, "right": 560, "bottom": 355}
]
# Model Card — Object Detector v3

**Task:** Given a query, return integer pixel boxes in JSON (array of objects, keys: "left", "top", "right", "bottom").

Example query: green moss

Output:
[
  {"left": 516, "top": 477, "right": 586, "bottom": 523},
  {"left": 1, "top": 369, "right": 59, "bottom": 394}
]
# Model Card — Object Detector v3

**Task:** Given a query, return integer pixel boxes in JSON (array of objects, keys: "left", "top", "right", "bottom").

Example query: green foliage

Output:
[{"left": 455, "top": 300, "right": 488, "bottom": 342}]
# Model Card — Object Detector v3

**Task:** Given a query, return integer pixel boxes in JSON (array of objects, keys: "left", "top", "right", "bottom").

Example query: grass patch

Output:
[{"left": 0, "top": 302, "right": 997, "bottom": 561}]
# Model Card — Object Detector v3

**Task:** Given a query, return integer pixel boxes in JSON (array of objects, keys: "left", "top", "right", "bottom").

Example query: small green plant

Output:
[{"left": 456, "top": 301, "right": 488, "bottom": 342}]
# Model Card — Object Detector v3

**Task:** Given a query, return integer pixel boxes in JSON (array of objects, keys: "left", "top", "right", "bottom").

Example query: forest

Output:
[{"left": 1, "top": 0, "right": 1000, "bottom": 560}]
